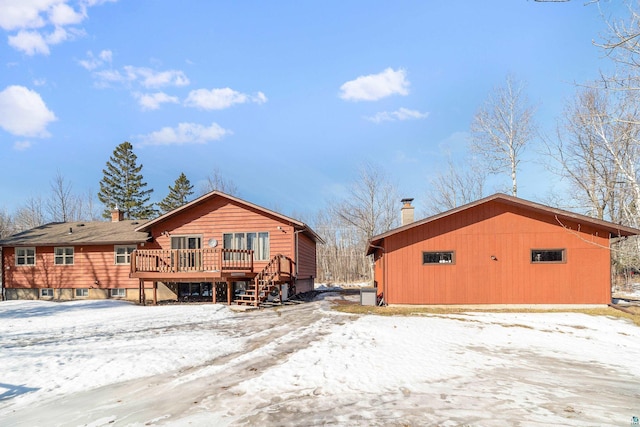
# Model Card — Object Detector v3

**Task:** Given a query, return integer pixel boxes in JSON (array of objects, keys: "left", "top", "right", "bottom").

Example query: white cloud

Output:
[
  {"left": 0, "top": 0, "right": 112, "bottom": 55},
  {"left": 8, "top": 30, "right": 49, "bottom": 55},
  {"left": 339, "top": 68, "right": 409, "bottom": 102},
  {"left": 46, "top": 25, "right": 78, "bottom": 44},
  {"left": 184, "top": 88, "right": 267, "bottom": 110},
  {"left": 78, "top": 49, "right": 112, "bottom": 70},
  {"left": 134, "top": 92, "right": 179, "bottom": 111},
  {"left": 365, "top": 107, "right": 429, "bottom": 123},
  {"left": 0, "top": 85, "right": 57, "bottom": 137},
  {"left": 125, "top": 66, "right": 190, "bottom": 88},
  {"left": 0, "top": 0, "right": 52, "bottom": 31},
  {"left": 48, "top": 2, "right": 85, "bottom": 26},
  {"left": 7, "top": 22, "right": 83, "bottom": 56},
  {"left": 93, "top": 66, "right": 190, "bottom": 88},
  {"left": 135, "top": 122, "right": 230, "bottom": 146}
]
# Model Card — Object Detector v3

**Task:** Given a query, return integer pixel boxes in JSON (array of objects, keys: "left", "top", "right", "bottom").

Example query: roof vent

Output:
[
  {"left": 77, "top": 223, "right": 85, "bottom": 227},
  {"left": 69, "top": 227, "right": 73, "bottom": 234}
]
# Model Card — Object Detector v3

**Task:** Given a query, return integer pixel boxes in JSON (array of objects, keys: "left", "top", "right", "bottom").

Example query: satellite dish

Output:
[{"left": 208, "top": 238, "right": 218, "bottom": 248}]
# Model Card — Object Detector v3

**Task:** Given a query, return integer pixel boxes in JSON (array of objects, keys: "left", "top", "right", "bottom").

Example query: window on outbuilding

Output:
[
  {"left": 531, "top": 249, "right": 565, "bottom": 263},
  {"left": 423, "top": 251, "right": 455, "bottom": 264}
]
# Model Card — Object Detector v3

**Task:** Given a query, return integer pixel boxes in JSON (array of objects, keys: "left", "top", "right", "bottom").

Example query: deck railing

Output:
[{"left": 131, "top": 248, "right": 254, "bottom": 275}]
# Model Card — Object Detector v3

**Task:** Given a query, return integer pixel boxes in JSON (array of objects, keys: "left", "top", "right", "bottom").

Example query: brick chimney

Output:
[
  {"left": 111, "top": 207, "right": 124, "bottom": 222},
  {"left": 401, "top": 198, "right": 414, "bottom": 226}
]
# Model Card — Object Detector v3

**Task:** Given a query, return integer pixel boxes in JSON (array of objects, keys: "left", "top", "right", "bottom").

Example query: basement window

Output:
[
  {"left": 531, "top": 249, "right": 565, "bottom": 263},
  {"left": 423, "top": 251, "right": 455, "bottom": 265},
  {"left": 110, "top": 288, "right": 126, "bottom": 298},
  {"left": 75, "top": 288, "right": 88, "bottom": 297},
  {"left": 40, "top": 288, "right": 54, "bottom": 298}
]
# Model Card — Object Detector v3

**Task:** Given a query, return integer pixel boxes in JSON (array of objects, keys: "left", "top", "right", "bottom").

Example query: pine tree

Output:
[
  {"left": 97, "top": 141, "right": 156, "bottom": 220},
  {"left": 157, "top": 172, "right": 194, "bottom": 213}
]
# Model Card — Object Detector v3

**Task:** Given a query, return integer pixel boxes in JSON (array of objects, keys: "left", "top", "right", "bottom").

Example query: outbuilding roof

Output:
[
  {"left": 367, "top": 193, "right": 640, "bottom": 255},
  {"left": 0, "top": 220, "right": 150, "bottom": 247}
]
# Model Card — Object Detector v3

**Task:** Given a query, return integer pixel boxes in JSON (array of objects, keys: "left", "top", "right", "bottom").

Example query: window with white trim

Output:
[
  {"left": 115, "top": 246, "right": 137, "bottom": 265},
  {"left": 423, "top": 251, "right": 455, "bottom": 264},
  {"left": 223, "top": 232, "right": 270, "bottom": 261},
  {"left": 110, "top": 288, "right": 126, "bottom": 297},
  {"left": 75, "top": 288, "right": 88, "bottom": 297},
  {"left": 54, "top": 247, "right": 74, "bottom": 265},
  {"left": 15, "top": 247, "right": 35, "bottom": 266},
  {"left": 40, "top": 288, "right": 54, "bottom": 297},
  {"left": 531, "top": 249, "right": 565, "bottom": 263}
]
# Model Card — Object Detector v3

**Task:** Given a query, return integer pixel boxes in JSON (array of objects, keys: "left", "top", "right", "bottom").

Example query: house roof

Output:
[
  {"left": 367, "top": 193, "right": 640, "bottom": 255},
  {"left": 0, "top": 220, "right": 150, "bottom": 247},
  {"left": 136, "top": 190, "right": 324, "bottom": 243}
]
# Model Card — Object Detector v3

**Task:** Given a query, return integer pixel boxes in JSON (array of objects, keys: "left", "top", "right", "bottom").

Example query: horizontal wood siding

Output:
[
  {"left": 380, "top": 200, "right": 612, "bottom": 305},
  {"left": 297, "top": 233, "right": 317, "bottom": 278},
  {"left": 148, "top": 197, "right": 296, "bottom": 273},
  {"left": 3, "top": 245, "right": 139, "bottom": 289}
]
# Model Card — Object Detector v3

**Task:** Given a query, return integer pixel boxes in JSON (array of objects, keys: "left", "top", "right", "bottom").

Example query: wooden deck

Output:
[
  {"left": 130, "top": 248, "right": 255, "bottom": 281},
  {"left": 132, "top": 249, "right": 296, "bottom": 307}
]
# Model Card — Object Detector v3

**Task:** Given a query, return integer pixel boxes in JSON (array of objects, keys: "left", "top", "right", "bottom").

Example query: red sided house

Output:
[
  {"left": 0, "top": 191, "right": 322, "bottom": 306},
  {"left": 367, "top": 194, "right": 640, "bottom": 306}
]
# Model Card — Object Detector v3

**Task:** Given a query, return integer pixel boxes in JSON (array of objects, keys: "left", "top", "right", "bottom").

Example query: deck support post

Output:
[
  {"left": 139, "top": 279, "right": 146, "bottom": 306},
  {"left": 153, "top": 281, "right": 158, "bottom": 305},
  {"left": 227, "top": 281, "right": 232, "bottom": 305}
]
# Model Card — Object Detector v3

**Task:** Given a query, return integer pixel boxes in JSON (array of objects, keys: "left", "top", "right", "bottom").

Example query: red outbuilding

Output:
[{"left": 367, "top": 194, "right": 640, "bottom": 306}]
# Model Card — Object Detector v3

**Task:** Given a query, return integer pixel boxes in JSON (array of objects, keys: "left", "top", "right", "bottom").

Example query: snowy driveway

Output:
[{"left": 0, "top": 295, "right": 639, "bottom": 426}]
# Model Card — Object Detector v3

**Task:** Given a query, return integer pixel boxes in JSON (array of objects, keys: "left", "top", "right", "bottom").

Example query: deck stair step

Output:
[{"left": 233, "top": 254, "right": 294, "bottom": 307}]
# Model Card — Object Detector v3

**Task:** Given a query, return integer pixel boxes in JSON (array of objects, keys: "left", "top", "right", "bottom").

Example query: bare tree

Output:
[
  {"left": 313, "top": 209, "right": 370, "bottom": 284},
  {"left": 14, "top": 196, "right": 46, "bottom": 232},
  {"left": 331, "top": 163, "right": 399, "bottom": 247},
  {"left": 0, "top": 209, "right": 15, "bottom": 239},
  {"left": 542, "top": 86, "right": 625, "bottom": 221},
  {"left": 596, "top": 2, "right": 640, "bottom": 76},
  {"left": 470, "top": 75, "right": 536, "bottom": 196},
  {"left": 77, "top": 188, "right": 102, "bottom": 221},
  {"left": 544, "top": 82, "right": 640, "bottom": 284},
  {"left": 424, "top": 157, "right": 487, "bottom": 215},
  {"left": 47, "top": 171, "right": 80, "bottom": 222},
  {"left": 199, "top": 168, "right": 238, "bottom": 196},
  {"left": 315, "top": 163, "right": 399, "bottom": 284}
]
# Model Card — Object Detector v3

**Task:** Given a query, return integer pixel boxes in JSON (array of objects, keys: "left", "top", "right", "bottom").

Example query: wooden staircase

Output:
[{"left": 234, "top": 254, "right": 294, "bottom": 306}]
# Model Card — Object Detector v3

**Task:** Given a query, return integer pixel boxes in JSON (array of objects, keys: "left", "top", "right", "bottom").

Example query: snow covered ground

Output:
[{"left": 1, "top": 294, "right": 639, "bottom": 426}]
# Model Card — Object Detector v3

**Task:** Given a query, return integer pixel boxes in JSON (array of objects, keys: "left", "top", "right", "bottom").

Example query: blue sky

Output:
[{"left": 0, "top": 0, "right": 629, "bottom": 222}]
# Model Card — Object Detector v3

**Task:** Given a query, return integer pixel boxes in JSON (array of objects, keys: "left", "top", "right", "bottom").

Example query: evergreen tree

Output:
[
  {"left": 97, "top": 141, "right": 156, "bottom": 219},
  {"left": 158, "top": 172, "right": 194, "bottom": 213}
]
